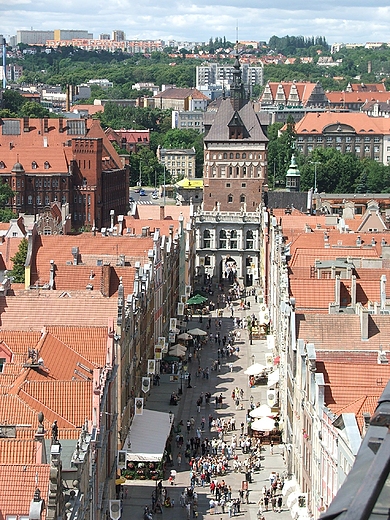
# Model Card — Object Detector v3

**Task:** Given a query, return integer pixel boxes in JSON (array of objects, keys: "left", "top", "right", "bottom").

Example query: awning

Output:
[
  {"left": 267, "top": 368, "right": 280, "bottom": 387},
  {"left": 126, "top": 409, "right": 173, "bottom": 462},
  {"left": 282, "top": 478, "right": 298, "bottom": 496}
]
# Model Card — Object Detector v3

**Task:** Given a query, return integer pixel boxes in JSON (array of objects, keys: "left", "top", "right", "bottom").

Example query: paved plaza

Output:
[{"left": 122, "top": 284, "right": 292, "bottom": 520}]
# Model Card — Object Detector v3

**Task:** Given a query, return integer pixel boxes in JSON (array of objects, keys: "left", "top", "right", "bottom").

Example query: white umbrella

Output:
[
  {"left": 250, "top": 416, "right": 276, "bottom": 432},
  {"left": 168, "top": 344, "right": 187, "bottom": 357},
  {"left": 249, "top": 404, "right": 275, "bottom": 419},
  {"left": 177, "top": 332, "right": 193, "bottom": 341},
  {"left": 187, "top": 328, "right": 208, "bottom": 336},
  {"left": 282, "top": 478, "right": 298, "bottom": 497},
  {"left": 244, "top": 363, "right": 267, "bottom": 376}
]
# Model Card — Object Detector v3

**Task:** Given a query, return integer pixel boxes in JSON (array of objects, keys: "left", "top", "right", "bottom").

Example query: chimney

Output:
[
  {"left": 117, "top": 214, "right": 124, "bottom": 235},
  {"left": 71, "top": 246, "right": 79, "bottom": 265},
  {"left": 49, "top": 259, "right": 55, "bottom": 290},
  {"left": 34, "top": 411, "right": 47, "bottom": 464},
  {"left": 380, "top": 274, "right": 386, "bottom": 311},
  {"left": 351, "top": 274, "right": 357, "bottom": 307},
  {"left": 360, "top": 307, "right": 369, "bottom": 341},
  {"left": 101, "top": 264, "right": 111, "bottom": 297},
  {"left": 160, "top": 205, "right": 165, "bottom": 220},
  {"left": 110, "top": 209, "right": 115, "bottom": 229},
  {"left": 335, "top": 275, "right": 341, "bottom": 307},
  {"left": 59, "top": 117, "right": 64, "bottom": 133}
]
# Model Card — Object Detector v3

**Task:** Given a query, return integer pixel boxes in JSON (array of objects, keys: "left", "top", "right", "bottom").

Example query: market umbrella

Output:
[
  {"left": 187, "top": 327, "right": 208, "bottom": 336},
  {"left": 168, "top": 344, "right": 187, "bottom": 357},
  {"left": 177, "top": 332, "right": 193, "bottom": 341},
  {"left": 249, "top": 404, "right": 275, "bottom": 419},
  {"left": 115, "top": 476, "right": 126, "bottom": 485},
  {"left": 244, "top": 363, "right": 267, "bottom": 376},
  {"left": 250, "top": 416, "right": 276, "bottom": 432},
  {"left": 187, "top": 294, "right": 208, "bottom": 305}
]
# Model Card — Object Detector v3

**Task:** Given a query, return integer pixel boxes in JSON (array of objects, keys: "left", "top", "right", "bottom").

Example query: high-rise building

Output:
[
  {"left": 112, "top": 31, "right": 125, "bottom": 42},
  {"left": 196, "top": 62, "right": 263, "bottom": 93},
  {"left": 16, "top": 30, "right": 54, "bottom": 45}
]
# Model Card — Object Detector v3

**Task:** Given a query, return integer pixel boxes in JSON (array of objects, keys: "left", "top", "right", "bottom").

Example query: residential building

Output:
[
  {"left": 196, "top": 62, "right": 263, "bottom": 93},
  {"left": 266, "top": 204, "right": 390, "bottom": 519},
  {"left": 53, "top": 29, "right": 93, "bottom": 41},
  {"left": 106, "top": 128, "right": 150, "bottom": 154},
  {"left": 0, "top": 117, "right": 128, "bottom": 230},
  {"left": 16, "top": 30, "right": 54, "bottom": 45},
  {"left": 195, "top": 55, "right": 268, "bottom": 287},
  {"left": 112, "top": 30, "right": 125, "bottom": 42},
  {"left": 293, "top": 112, "right": 390, "bottom": 164},
  {"left": 172, "top": 110, "right": 205, "bottom": 133},
  {"left": 260, "top": 81, "right": 329, "bottom": 108},
  {"left": 157, "top": 145, "right": 196, "bottom": 180},
  {"left": 152, "top": 87, "right": 209, "bottom": 111}
]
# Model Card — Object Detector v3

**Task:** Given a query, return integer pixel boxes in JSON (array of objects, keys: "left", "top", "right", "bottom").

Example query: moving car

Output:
[{"left": 139, "top": 189, "right": 147, "bottom": 196}]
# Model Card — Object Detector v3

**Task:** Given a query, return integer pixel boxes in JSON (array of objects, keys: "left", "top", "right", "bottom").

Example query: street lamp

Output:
[
  {"left": 163, "top": 164, "right": 166, "bottom": 206},
  {"left": 310, "top": 161, "right": 320, "bottom": 193}
]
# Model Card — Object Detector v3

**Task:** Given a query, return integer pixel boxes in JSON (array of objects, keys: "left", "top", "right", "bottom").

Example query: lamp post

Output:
[
  {"left": 163, "top": 164, "right": 166, "bottom": 206},
  {"left": 310, "top": 161, "right": 320, "bottom": 193}
]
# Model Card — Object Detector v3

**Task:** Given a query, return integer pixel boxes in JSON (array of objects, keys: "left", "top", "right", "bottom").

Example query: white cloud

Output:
[{"left": 1, "top": 2, "right": 390, "bottom": 44}]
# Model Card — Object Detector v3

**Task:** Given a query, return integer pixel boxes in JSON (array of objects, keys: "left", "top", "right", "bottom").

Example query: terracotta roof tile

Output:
[
  {"left": 297, "top": 313, "right": 390, "bottom": 349},
  {"left": 0, "top": 464, "right": 50, "bottom": 516}
]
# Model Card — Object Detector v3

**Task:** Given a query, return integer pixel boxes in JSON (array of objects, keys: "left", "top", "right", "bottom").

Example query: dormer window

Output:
[
  {"left": 44, "top": 161, "right": 50, "bottom": 169},
  {"left": 0, "top": 161, "right": 4, "bottom": 169},
  {"left": 32, "top": 161, "right": 37, "bottom": 169}
]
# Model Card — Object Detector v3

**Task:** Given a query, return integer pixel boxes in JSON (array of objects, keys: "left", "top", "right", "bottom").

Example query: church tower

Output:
[{"left": 202, "top": 53, "right": 268, "bottom": 212}]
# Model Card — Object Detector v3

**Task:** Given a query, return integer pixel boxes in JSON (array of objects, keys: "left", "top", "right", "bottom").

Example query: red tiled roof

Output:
[
  {"left": 326, "top": 91, "right": 390, "bottom": 105},
  {"left": 0, "top": 464, "right": 50, "bottom": 517},
  {"left": 154, "top": 87, "right": 209, "bottom": 100},
  {"left": 294, "top": 112, "right": 383, "bottom": 135},
  {"left": 297, "top": 313, "right": 390, "bottom": 349}
]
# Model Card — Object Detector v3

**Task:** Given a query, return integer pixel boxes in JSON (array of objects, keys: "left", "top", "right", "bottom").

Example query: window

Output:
[
  {"left": 242, "top": 153, "right": 246, "bottom": 159},
  {"left": 228, "top": 194, "right": 233, "bottom": 203},
  {"left": 203, "top": 230, "right": 211, "bottom": 248},
  {"left": 229, "top": 153, "right": 233, "bottom": 159},
  {"left": 36, "top": 195, "right": 41, "bottom": 205},
  {"left": 356, "top": 137, "right": 361, "bottom": 143},
  {"left": 374, "top": 137, "right": 380, "bottom": 143},
  {"left": 223, "top": 153, "right": 227, "bottom": 159},
  {"left": 204, "top": 255, "right": 211, "bottom": 266},
  {"left": 346, "top": 137, "right": 351, "bottom": 143},
  {"left": 236, "top": 153, "right": 240, "bottom": 159},
  {"left": 355, "top": 146, "right": 361, "bottom": 153},
  {"left": 226, "top": 183, "right": 231, "bottom": 187},
  {"left": 297, "top": 137, "right": 304, "bottom": 142},
  {"left": 317, "top": 137, "right": 323, "bottom": 143},
  {"left": 219, "top": 230, "right": 227, "bottom": 248},
  {"left": 230, "top": 230, "right": 238, "bottom": 249},
  {"left": 44, "top": 161, "right": 50, "bottom": 169},
  {"left": 365, "top": 146, "right": 370, "bottom": 152},
  {"left": 336, "top": 137, "right": 342, "bottom": 143},
  {"left": 364, "top": 137, "right": 370, "bottom": 142},
  {"left": 243, "top": 166, "right": 247, "bottom": 176},
  {"left": 0, "top": 357, "right": 5, "bottom": 373},
  {"left": 27, "top": 195, "right": 32, "bottom": 205},
  {"left": 32, "top": 161, "right": 37, "bottom": 169},
  {"left": 45, "top": 195, "right": 50, "bottom": 205},
  {"left": 240, "top": 194, "right": 246, "bottom": 203},
  {"left": 327, "top": 137, "right": 332, "bottom": 143}
]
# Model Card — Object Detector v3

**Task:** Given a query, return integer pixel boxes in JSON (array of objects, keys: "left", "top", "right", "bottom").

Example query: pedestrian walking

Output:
[
  {"left": 245, "top": 489, "right": 250, "bottom": 504},
  {"left": 177, "top": 453, "right": 182, "bottom": 466},
  {"left": 270, "top": 441, "right": 274, "bottom": 455},
  {"left": 278, "top": 494, "right": 283, "bottom": 512}
]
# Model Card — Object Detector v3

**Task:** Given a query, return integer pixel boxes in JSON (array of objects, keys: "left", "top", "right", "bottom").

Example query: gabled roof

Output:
[
  {"left": 154, "top": 87, "right": 209, "bottom": 101},
  {"left": 297, "top": 313, "right": 390, "bottom": 349},
  {"left": 326, "top": 91, "right": 390, "bottom": 105},
  {"left": 261, "top": 81, "right": 319, "bottom": 105},
  {"left": 204, "top": 98, "right": 268, "bottom": 143},
  {"left": 0, "top": 464, "right": 50, "bottom": 517}
]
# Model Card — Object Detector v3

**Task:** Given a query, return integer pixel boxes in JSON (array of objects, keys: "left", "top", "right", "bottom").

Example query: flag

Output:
[
  {"left": 142, "top": 377, "right": 150, "bottom": 393},
  {"left": 147, "top": 359, "right": 156, "bottom": 375},
  {"left": 135, "top": 397, "right": 144, "bottom": 415}
]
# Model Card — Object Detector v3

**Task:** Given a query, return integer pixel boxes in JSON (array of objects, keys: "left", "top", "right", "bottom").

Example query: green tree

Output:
[
  {"left": 10, "top": 237, "right": 28, "bottom": 283},
  {"left": 2, "top": 90, "right": 25, "bottom": 114},
  {"left": 19, "top": 101, "right": 51, "bottom": 118},
  {"left": 267, "top": 116, "right": 296, "bottom": 188}
]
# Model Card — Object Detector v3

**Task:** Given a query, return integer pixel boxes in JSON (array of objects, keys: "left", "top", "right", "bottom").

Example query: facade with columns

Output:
[{"left": 195, "top": 56, "right": 268, "bottom": 287}]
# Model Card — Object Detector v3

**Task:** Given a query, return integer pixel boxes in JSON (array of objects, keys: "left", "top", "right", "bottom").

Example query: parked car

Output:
[{"left": 152, "top": 192, "right": 159, "bottom": 199}]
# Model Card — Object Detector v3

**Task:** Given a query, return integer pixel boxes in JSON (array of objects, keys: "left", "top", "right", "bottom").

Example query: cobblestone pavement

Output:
[{"left": 122, "top": 284, "right": 292, "bottom": 520}]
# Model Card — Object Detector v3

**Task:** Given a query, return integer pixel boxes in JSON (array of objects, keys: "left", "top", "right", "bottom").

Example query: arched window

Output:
[
  {"left": 229, "top": 153, "right": 234, "bottom": 159},
  {"left": 242, "top": 153, "right": 246, "bottom": 159},
  {"left": 230, "top": 230, "right": 238, "bottom": 249},
  {"left": 27, "top": 195, "right": 33, "bottom": 205},
  {"left": 0, "top": 161, "right": 5, "bottom": 169},
  {"left": 243, "top": 166, "right": 247, "bottom": 176},
  {"left": 44, "top": 161, "right": 50, "bottom": 169},
  {"left": 223, "top": 153, "right": 227, "bottom": 159},
  {"left": 240, "top": 194, "right": 246, "bottom": 203},
  {"left": 236, "top": 166, "right": 239, "bottom": 176},
  {"left": 203, "top": 229, "right": 211, "bottom": 248},
  {"left": 236, "top": 153, "right": 240, "bottom": 159},
  {"left": 219, "top": 230, "right": 227, "bottom": 248},
  {"left": 228, "top": 194, "right": 233, "bottom": 203},
  {"left": 32, "top": 161, "right": 37, "bottom": 169},
  {"left": 246, "top": 230, "right": 254, "bottom": 249}
]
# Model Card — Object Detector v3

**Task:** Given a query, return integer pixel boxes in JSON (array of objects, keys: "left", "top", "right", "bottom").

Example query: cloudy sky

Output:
[{"left": 2, "top": 1, "right": 390, "bottom": 45}]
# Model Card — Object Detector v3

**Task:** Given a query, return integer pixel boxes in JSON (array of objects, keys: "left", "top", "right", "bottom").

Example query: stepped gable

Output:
[
  {"left": 87, "top": 118, "right": 123, "bottom": 169},
  {"left": 0, "top": 293, "right": 118, "bottom": 330},
  {"left": 297, "top": 313, "right": 390, "bottom": 349},
  {"left": 0, "top": 465, "right": 50, "bottom": 517},
  {"left": 204, "top": 97, "right": 267, "bottom": 143}
]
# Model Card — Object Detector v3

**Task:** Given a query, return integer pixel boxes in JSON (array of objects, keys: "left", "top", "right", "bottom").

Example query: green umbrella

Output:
[{"left": 187, "top": 294, "right": 208, "bottom": 305}]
